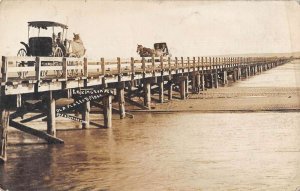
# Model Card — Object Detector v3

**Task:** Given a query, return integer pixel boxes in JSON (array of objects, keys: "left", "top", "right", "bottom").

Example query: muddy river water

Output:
[{"left": 0, "top": 61, "right": 299, "bottom": 191}]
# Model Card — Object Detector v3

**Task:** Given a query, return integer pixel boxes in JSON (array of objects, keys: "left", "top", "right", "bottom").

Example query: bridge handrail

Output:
[{"left": 1, "top": 55, "right": 291, "bottom": 83}]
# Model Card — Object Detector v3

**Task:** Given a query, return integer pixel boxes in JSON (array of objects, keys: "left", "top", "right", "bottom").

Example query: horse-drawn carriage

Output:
[
  {"left": 136, "top": 42, "right": 170, "bottom": 58},
  {"left": 17, "top": 21, "right": 86, "bottom": 78}
]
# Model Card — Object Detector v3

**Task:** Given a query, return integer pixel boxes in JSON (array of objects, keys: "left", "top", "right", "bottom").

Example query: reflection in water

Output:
[{"left": 1, "top": 113, "right": 300, "bottom": 190}]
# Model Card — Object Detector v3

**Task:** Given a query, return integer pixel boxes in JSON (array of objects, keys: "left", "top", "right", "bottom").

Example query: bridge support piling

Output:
[
  {"left": 47, "top": 91, "right": 56, "bottom": 137},
  {"left": 214, "top": 72, "right": 218, "bottom": 88},
  {"left": 238, "top": 68, "right": 242, "bottom": 80},
  {"left": 192, "top": 74, "right": 196, "bottom": 91},
  {"left": 0, "top": 99, "right": 9, "bottom": 163},
  {"left": 144, "top": 82, "right": 151, "bottom": 109},
  {"left": 103, "top": 95, "right": 112, "bottom": 128},
  {"left": 201, "top": 74, "right": 205, "bottom": 91},
  {"left": 180, "top": 79, "right": 186, "bottom": 100},
  {"left": 82, "top": 101, "right": 90, "bottom": 129},
  {"left": 196, "top": 73, "right": 201, "bottom": 92},
  {"left": 118, "top": 87, "right": 126, "bottom": 119},
  {"left": 233, "top": 69, "right": 237, "bottom": 82},
  {"left": 222, "top": 71, "right": 228, "bottom": 85},
  {"left": 159, "top": 80, "right": 164, "bottom": 103},
  {"left": 168, "top": 83, "right": 173, "bottom": 100}
]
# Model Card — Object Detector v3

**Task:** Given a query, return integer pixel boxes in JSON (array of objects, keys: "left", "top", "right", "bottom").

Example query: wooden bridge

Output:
[{"left": 0, "top": 55, "right": 293, "bottom": 162}]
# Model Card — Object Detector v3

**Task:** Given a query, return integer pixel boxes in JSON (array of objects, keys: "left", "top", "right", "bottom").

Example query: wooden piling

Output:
[
  {"left": 144, "top": 82, "right": 151, "bottom": 109},
  {"left": 222, "top": 71, "right": 228, "bottom": 85},
  {"left": 117, "top": 88, "right": 126, "bottom": 119},
  {"left": 0, "top": 100, "right": 9, "bottom": 163},
  {"left": 168, "top": 83, "right": 173, "bottom": 100},
  {"left": 103, "top": 95, "right": 112, "bottom": 128},
  {"left": 47, "top": 91, "right": 56, "bottom": 137},
  {"left": 214, "top": 72, "right": 218, "bottom": 88},
  {"left": 82, "top": 101, "right": 90, "bottom": 129},
  {"left": 233, "top": 69, "right": 237, "bottom": 82},
  {"left": 200, "top": 74, "right": 205, "bottom": 91},
  {"left": 196, "top": 73, "right": 201, "bottom": 92},
  {"left": 159, "top": 80, "right": 164, "bottom": 103},
  {"left": 180, "top": 79, "right": 186, "bottom": 100}
]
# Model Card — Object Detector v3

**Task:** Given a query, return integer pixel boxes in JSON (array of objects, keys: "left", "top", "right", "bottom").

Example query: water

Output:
[{"left": 1, "top": 61, "right": 300, "bottom": 191}]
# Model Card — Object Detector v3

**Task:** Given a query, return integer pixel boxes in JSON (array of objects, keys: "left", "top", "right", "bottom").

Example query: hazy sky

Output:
[{"left": 0, "top": 0, "right": 299, "bottom": 58}]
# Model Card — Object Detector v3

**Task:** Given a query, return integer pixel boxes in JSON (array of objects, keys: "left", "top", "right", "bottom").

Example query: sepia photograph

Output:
[{"left": 0, "top": 0, "right": 299, "bottom": 190}]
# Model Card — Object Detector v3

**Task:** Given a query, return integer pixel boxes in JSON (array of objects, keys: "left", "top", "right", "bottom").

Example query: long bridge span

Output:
[{"left": 0, "top": 55, "right": 293, "bottom": 162}]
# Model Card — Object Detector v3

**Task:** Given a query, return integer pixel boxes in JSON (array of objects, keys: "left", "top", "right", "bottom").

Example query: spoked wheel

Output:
[
  {"left": 17, "top": 48, "right": 28, "bottom": 79},
  {"left": 54, "top": 47, "right": 64, "bottom": 77}
]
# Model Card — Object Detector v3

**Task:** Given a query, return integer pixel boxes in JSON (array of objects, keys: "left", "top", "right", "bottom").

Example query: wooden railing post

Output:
[
  {"left": 35, "top": 57, "right": 41, "bottom": 81},
  {"left": 101, "top": 57, "right": 105, "bottom": 76},
  {"left": 152, "top": 56, "right": 155, "bottom": 73},
  {"left": 130, "top": 57, "right": 135, "bottom": 79},
  {"left": 117, "top": 57, "right": 121, "bottom": 74},
  {"left": 83, "top": 57, "right": 88, "bottom": 78},
  {"left": 160, "top": 56, "right": 164, "bottom": 73},
  {"left": 1, "top": 56, "right": 8, "bottom": 83},
  {"left": 175, "top": 57, "right": 178, "bottom": 74},
  {"left": 142, "top": 57, "right": 146, "bottom": 73},
  {"left": 62, "top": 57, "right": 67, "bottom": 81}
]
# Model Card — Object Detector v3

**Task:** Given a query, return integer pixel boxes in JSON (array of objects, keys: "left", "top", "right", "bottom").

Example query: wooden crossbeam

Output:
[
  {"left": 9, "top": 120, "right": 64, "bottom": 144},
  {"left": 19, "top": 113, "right": 46, "bottom": 123}
]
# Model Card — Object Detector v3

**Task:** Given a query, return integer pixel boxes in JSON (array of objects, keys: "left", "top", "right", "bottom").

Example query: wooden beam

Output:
[
  {"left": 82, "top": 101, "right": 90, "bottom": 129},
  {"left": 143, "top": 82, "right": 151, "bottom": 109},
  {"left": 168, "top": 83, "right": 173, "bottom": 100},
  {"left": 103, "top": 95, "right": 112, "bottom": 128},
  {"left": 180, "top": 79, "right": 186, "bottom": 100},
  {"left": 47, "top": 91, "right": 56, "bottom": 136},
  {"left": 158, "top": 80, "right": 164, "bottom": 103},
  {"left": 118, "top": 87, "right": 126, "bottom": 119},
  {"left": 20, "top": 113, "right": 47, "bottom": 123},
  {"left": 124, "top": 97, "right": 149, "bottom": 110},
  {"left": 0, "top": 105, "right": 9, "bottom": 163},
  {"left": 9, "top": 120, "right": 64, "bottom": 144}
]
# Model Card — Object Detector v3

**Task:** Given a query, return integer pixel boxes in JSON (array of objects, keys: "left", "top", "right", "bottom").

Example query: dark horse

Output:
[{"left": 136, "top": 44, "right": 162, "bottom": 57}]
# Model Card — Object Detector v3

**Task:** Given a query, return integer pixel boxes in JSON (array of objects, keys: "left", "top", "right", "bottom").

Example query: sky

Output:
[{"left": 0, "top": 0, "right": 300, "bottom": 59}]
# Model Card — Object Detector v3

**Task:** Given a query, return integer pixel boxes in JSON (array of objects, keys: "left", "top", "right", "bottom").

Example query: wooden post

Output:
[
  {"left": 214, "top": 72, "right": 218, "bottom": 88},
  {"left": 144, "top": 81, "right": 151, "bottom": 109},
  {"left": 47, "top": 91, "right": 56, "bottom": 136},
  {"left": 210, "top": 73, "right": 214, "bottom": 88},
  {"left": 238, "top": 67, "right": 242, "bottom": 80},
  {"left": 192, "top": 74, "right": 196, "bottom": 91},
  {"left": 180, "top": 79, "right": 186, "bottom": 100},
  {"left": 222, "top": 70, "right": 228, "bottom": 85},
  {"left": 103, "top": 95, "right": 112, "bottom": 128},
  {"left": 201, "top": 74, "right": 205, "bottom": 91},
  {"left": 233, "top": 69, "right": 237, "bottom": 82},
  {"left": 82, "top": 101, "right": 90, "bottom": 129},
  {"left": 168, "top": 83, "right": 173, "bottom": 100},
  {"left": 159, "top": 80, "right": 164, "bottom": 103},
  {"left": 0, "top": 97, "right": 9, "bottom": 163},
  {"left": 118, "top": 87, "right": 126, "bottom": 119},
  {"left": 196, "top": 73, "right": 201, "bottom": 92}
]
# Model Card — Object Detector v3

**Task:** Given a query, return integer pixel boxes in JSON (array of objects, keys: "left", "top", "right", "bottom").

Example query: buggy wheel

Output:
[
  {"left": 17, "top": 48, "right": 27, "bottom": 56},
  {"left": 17, "top": 48, "right": 28, "bottom": 79},
  {"left": 54, "top": 47, "right": 64, "bottom": 77}
]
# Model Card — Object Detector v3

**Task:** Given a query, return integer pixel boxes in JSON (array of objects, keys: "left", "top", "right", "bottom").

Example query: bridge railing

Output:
[{"left": 1, "top": 56, "right": 290, "bottom": 84}]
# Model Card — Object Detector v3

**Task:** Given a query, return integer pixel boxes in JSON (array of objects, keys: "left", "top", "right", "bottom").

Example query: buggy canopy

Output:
[{"left": 28, "top": 21, "right": 68, "bottom": 30}]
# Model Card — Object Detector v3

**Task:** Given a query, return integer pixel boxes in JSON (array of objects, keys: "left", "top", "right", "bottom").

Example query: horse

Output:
[
  {"left": 136, "top": 44, "right": 163, "bottom": 57},
  {"left": 67, "top": 33, "right": 86, "bottom": 58}
]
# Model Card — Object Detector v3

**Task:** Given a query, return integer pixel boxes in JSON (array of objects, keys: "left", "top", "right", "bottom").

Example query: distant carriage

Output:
[
  {"left": 17, "top": 21, "right": 86, "bottom": 78},
  {"left": 136, "top": 42, "right": 170, "bottom": 58}
]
